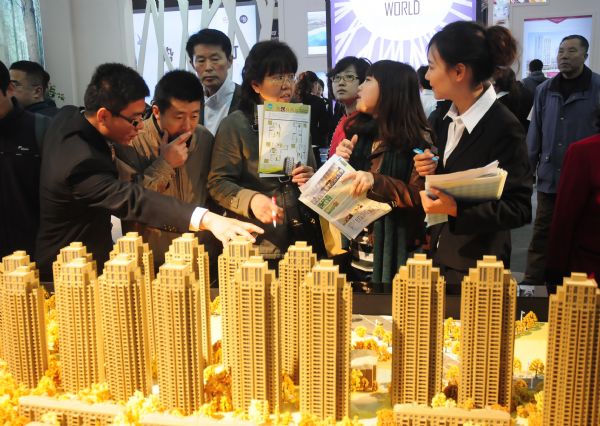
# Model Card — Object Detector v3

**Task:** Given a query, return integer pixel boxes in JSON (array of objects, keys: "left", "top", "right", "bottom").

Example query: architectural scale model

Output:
[
  {"left": 392, "top": 403, "right": 511, "bottom": 425},
  {"left": 164, "top": 233, "right": 212, "bottom": 365},
  {"left": 278, "top": 241, "right": 317, "bottom": 382},
  {"left": 19, "top": 395, "right": 123, "bottom": 426},
  {"left": 230, "top": 256, "right": 281, "bottom": 412},
  {"left": 108, "top": 232, "right": 156, "bottom": 362},
  {"left": 98, "top": 253, "right": 152, "bottom": 401},
  {"left": 0, "top": 251, "right": 47, "bottom": 388},
  {"left": 152, "top": 258, "right": 205, "bottom": 415},
  {"left": 543, "top": 273, "right": 600, "bottom": 426},
  {"left": 300, "top": 259, "right": 351, "bottom": 421},
  {"left": 459, "top": 256, "right": 516, "bottom": 409},
  {"left": 391, "top": 254, "right": 445, "bottom": 405},
  {"left": 218, "top": 237, "right": 258, "bottom": 370},
  {"left": 53, "top": 244, "right": 105, "bottom": 393}
]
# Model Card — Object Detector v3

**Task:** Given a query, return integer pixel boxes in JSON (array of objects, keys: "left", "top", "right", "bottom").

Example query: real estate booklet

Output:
[
  {"left": 425, "top": 160, "right": 508, "bottom": 227},
  {"left": 299, "top": 155, "right": 392, "bottom": 239}
]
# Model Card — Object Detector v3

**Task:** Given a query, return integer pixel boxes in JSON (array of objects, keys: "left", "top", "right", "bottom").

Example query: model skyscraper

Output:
[
  {"left": 459, "top": 256, "right": 516, "bottom": 408},
  {"left": 278, "top": 241, "right": 317, "bottom": 382},
  {"left": 218, "top": 237, "right": 258, "bottom": 369},
  {"left": 230, "top": 256, "right": 281, "bottom": 412},
  {"left": 300, "top": 259, "right": 351, "bottom": 420},
  {"left": 109, "top": 232, "right": 156, "bottom": 362},
  {"left": 152, "top": 258, "right": 205, "bottom": 415},
  {"left": 99, "top": 253, "right": 152, "bottom": 401},
  {"left": 391, "top": 254, "right": 445, "bottom": 405},
  {"left": 164, "top": 233, "right": 212, "bottom": 365},
  {"left": 543, "top": 273, "right": 600, "bottom": 426},
  {"left": 0, "top": 251, "right": 48, "bottom": 388},
  {"left": 54, "top": 245, "right": 105, "bottom": 392}
]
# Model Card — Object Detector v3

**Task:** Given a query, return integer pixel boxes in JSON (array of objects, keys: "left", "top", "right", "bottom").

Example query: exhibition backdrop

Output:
[{"left": 327, "top": 0, "right": 477, "bottom": 71}]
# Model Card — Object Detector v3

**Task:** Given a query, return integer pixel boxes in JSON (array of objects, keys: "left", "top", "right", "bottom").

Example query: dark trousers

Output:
[{"left": 524, "top": 191, "right": 556, "bottom": 285}]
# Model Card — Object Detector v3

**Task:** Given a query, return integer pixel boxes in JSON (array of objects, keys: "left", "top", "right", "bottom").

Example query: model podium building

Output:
[
  {"left": 393, "top": 403, "right": 510, "bottom": 425},
  {"left": 108, "top": 232, "right": 156, "bottom": 362},
  {"left": 152, "top": 258, "right": 205, "bottom": 415},
  {"left": 0, "top": 251, "right": 48, "bottom": 388},
  {"left": 230, "top": 256, "right": 281, "bottom": 412},
  {"left": 164, "top": 233, "right": 212, "bottom": 365},
  {"left": 218, "top": 237, "right": 258, "bottom": 370},
  {"left": 300, "top": 259, "right": 351, "bottom": 421},
  {"left": 54, "top": 244, "right": 105, "bottom": 393},
  {"left": 391, "top": 254, "right": 445, "bottom": 405},
  {"left": 459, "top": 256, "right": 516, "bottom": 408},
  {"left": 543, "top": 273, "right": 600, "bottom": 426},
  {"left": 278, "top": 241, "right": 317, "bottom": 382},
  {"left": 99, "top": 253, "right": 152, "bottom": 401}
]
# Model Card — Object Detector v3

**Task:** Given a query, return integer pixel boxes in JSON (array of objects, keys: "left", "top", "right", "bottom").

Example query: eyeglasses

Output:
[
  {"left": 109, "top": 109, "right": 143, "bottom": 128},
  {"left": 331, "top": 74, "right": 358, "bottom": 83},
  {"left": 266, "top": 73, "right": 297, "bottom": 84}
]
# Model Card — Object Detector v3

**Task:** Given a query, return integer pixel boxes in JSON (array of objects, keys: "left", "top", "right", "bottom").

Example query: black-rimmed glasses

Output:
[
  {"left": 109, "top": 110, "right": 143, "bottom": 128},
  {"left": 331, "top": 74, "right": 358, "bottom": 83}
]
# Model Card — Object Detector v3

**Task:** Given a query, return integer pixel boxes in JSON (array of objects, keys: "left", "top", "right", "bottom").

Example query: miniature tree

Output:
[{"left": 528, "top": 359, "right": 545, "bottom": 378}]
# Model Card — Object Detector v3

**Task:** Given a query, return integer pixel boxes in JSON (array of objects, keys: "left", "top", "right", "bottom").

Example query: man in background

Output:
[
  {"left": 417, "top": 65, "right": 436, "bottom": 118},
  {"left": 521, "top": 59, "right": 547, "bottom": 96},
  {"left": 186, "top": 28, "right": 241, "bottom": 136},
  {"left": 9, "top": 60, "right": 59, "bottom": 117}
]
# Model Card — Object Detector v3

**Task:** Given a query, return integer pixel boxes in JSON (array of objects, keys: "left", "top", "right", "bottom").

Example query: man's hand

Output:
[
  {"left": 335, "top": 134, "right": 358, "bottom": 160},
  {"left": 341, "top": 170, "right": 374, "bottom": 197},
  {"left": 250, "top": 194, "right": 284, "bottom": 225},
  {"left": 419, "top": 188, "right": 457, "bottom": 216},
  {"left": 200, "top": 211, "right": 264, "bottom": 244},
  {"left": 414, "top": 149, "right": 438, "bottom": 176},
  {"left": 160, "top": 130, "right": 191, "bottom": 168},
  {"left": 291, "top": 164, "right": 314, "bottom": 186}
]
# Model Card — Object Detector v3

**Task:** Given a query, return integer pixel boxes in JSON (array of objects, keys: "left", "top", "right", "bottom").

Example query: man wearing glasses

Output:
[
  {"left": 9, "top": 60, "right": 59, "bottom": 117},
  {"left": 35, "top": 63, "right": 262, "bottom": 287}
]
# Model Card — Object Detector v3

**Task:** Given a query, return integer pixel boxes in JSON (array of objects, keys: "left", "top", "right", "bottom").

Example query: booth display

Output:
[{"left": 0, "top": 233, "right": 598, "bottom": 426}]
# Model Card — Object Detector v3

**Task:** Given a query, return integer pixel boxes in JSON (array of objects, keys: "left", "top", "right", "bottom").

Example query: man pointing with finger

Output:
[
  {"left": 36, "top": 64, "right": 262, "bottom": 285},
  {"left": 115, "top": 69, "right": 218, "bottom": 267}
]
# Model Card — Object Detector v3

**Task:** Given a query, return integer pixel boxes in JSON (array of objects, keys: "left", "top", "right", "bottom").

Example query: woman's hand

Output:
[
  {"left": 419, "top": 188, "right": 457, "bottom": 216},
  {"left": 335, "top": 134, "right": 358, "bottom": 160},
  {"left": 341, "top": 170, "right": 374, "bottom": 197},
  {"left": 414, "top": 149, "right": 438, "bottom": 176},
  {"left": 250, "top": 193, "right": 284, "bottom": 224},
  {"left": 291, "top": 164, "right": 314, "bottom": 186}
]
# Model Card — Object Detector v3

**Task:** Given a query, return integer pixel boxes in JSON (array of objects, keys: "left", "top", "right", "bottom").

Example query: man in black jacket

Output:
[
  {"left": 9, "top": 60, "right": 59, "bottom": 117},
  {"left": 35, "top": 63, "right": 261, "bottom": 285},
  {"left": 0, "top": 60, "right": 50, "bottom": 259}
]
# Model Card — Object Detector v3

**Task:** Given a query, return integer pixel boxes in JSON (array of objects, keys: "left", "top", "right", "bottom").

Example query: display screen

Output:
[
  {"left": 522, "top": 15, "right": 593, "bottom": 79},
  {"left": 132, "top": 5, "right": 257, "bottom": 98},
  {"left": 327, "top": 0, "right": 477, "bottom": 70}
]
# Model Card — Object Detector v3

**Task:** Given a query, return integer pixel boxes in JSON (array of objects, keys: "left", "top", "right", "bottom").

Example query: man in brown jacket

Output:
[{"left": 115, "top": 70, "right": 217, "bottom": 268}]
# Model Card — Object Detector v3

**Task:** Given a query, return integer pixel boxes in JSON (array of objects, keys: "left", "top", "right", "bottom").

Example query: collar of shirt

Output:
[
  {"left": 444, "top": 83, "right": 497, "bottom": 134},
  {"left": 204, "top": 78, "right": 235, "bottom": 107}
]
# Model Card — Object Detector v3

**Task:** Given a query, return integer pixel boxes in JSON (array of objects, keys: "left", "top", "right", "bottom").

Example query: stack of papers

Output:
[{"left": 425, "top": 161, "right": 507, "bottom": 226}]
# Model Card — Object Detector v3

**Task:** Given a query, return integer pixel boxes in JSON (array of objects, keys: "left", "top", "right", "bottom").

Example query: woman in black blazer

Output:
[{"left": 414, "top": 22, "right": 533, "bottom": 293}]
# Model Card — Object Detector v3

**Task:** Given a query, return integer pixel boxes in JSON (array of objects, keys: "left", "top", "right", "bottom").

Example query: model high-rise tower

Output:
[
  {"left": 164, "top": 233, "right": 212, "bottom": 365},
  {"left": 109, "top": 232, "right": 156, "bottom": 361},
  {"left": 300, "top": 259, "right": 351, "bottom": 420},
  {"left": 54, "top": 247, "right": 105, "bottom": 393},
  {"left": 230, "top": 256, "right": 281, "bottom": 412},
  {"left": 391, "top": 254, "right": 445, "bottom": 405},
  {"left": 459, "top": 256, "right": 516, "bottom": 408},
  {"left": 0, "top": 250, "right": 33, "bottom": 361},
  {"left": 0, "top": 252, "right": 48, "bottom": 388},
  {"left": 278, "top": 241, "right": 317, "bottom": 382},
  {"left": 99, "top": 253, "right": 152, "bottom": 401},
  {"left": 218, "top": 237, "right": 258, "bottom": 369},
  {"left": 543, "top": 273, "right": 600, "bottom": 426},
  {"left": 152, "top": 258, "right": 204, "bottom": 415}
]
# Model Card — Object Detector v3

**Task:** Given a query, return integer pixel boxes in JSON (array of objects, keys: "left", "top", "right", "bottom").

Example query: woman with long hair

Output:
[
  {"left": 208, "top": 40, "right": 316, "bottom": 262},
  {"left": 337, "top": 60, "right": 433, "bottom": 292},
  {"left": 414, "top": 21, "right": 533, "bottom": 293}
]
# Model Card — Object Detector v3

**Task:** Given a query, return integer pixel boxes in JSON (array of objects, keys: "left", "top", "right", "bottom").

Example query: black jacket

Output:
[
  {"left": 35, "top": 106, "right": 196, "bottom": 282},
  {"left": 26, "top": 98, "right": 60, "bottom": 117},
  {"left": 428, "top": 101, "right": 533, "bottom": 279},
  {"left": 0, "top": 101, "right": 48, "bottom": 258}
]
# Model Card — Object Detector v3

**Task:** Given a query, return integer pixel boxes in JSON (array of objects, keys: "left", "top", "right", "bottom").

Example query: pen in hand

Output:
[
  {"left": 271, "top": 196, "right": 277, "bottom": 228},
  {"left": 413, "top": 147, "right": 439, "bottom": 162}
]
